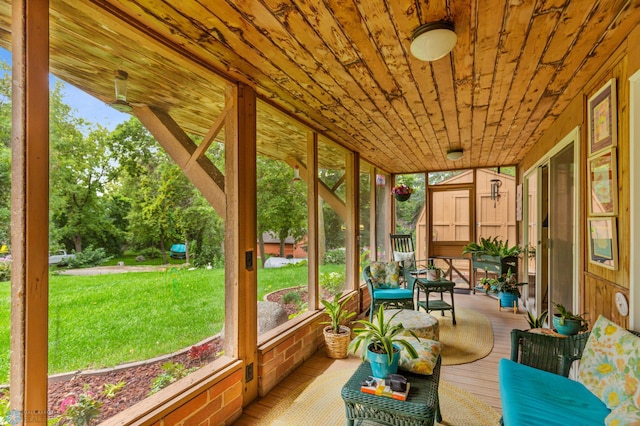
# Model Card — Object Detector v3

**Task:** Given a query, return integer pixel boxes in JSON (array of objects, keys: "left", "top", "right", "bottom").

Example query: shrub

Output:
[
  {"left": 320, "top": 271, "right": 345, "bottom": 295},
  {"left": 282, "top": 291, "right": 302, "bottom": 305},
  {"left": 139, "top": 247, "right": 162, "bottom": 259},
  {"left": 59, "top": 385, "right": 102, "bottom": 426},
  {"left": 66, "top": 246, "right": 113, "bottom": 268},
  {"left": 149, "top": 362, "right": 196, "bottom": 395},
  {"left": 0, "top": 262, "right": 9, "bottom": 282},
  {"left": 323, "top": 248, "right": 346, "bottom": 265}
]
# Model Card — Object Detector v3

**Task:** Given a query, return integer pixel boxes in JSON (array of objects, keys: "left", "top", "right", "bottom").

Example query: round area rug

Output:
[
  {"left": 262, "top": 368, "right": 500, "bottom": 425},
  {"left": 438, "top": 307, "right": 493, "bottom": 365}
]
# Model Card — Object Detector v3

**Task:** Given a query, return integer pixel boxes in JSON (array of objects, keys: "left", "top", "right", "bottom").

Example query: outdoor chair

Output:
[
  {"left": 510, "top": 329, "right": 591, "bottom": 377},
  {"left": 362, "top": 263, "right": 415, "bottom": 321},
  {"left": 389, "top": 233, "right": 431, "bottom": 291}
]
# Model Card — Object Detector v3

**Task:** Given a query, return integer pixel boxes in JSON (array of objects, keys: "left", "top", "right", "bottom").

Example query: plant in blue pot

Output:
[
  {"left": 348, "top": 305, "right": 419, "bottom": 378},
  {"left": 487, "top": 269, "right": 525, "bottom": 313},
  {"left": 552, "top": 303, "right": 588, "bottom": 336}
]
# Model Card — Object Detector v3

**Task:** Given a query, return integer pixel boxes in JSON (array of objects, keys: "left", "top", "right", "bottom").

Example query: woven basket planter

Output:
[{"left": 323, "top": 325, "right": 351, "bottom": 359}]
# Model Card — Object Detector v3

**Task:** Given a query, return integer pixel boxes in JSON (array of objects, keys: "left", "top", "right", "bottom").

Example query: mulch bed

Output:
[{"left": 47, "top": 287, "right": 302, "bottom": 423}]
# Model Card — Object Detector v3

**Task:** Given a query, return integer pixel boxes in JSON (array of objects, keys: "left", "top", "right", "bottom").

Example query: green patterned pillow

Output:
[
  {"left": 398, "top": 336, "right": 442, "bottom": 375},
  {"left": 368, "top": 261, "right": 401, "bottom": 289},
  {"left": 578, "top": 315, "right": 640, "bottom": 410}
]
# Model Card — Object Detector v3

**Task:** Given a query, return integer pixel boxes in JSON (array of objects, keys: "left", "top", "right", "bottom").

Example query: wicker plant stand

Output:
[{"left": 341, "top": 356, "right": 442, "bottom": 426}]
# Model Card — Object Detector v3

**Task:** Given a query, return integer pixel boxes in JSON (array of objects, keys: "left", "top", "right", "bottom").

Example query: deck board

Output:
[{"left": 234, "top": 292, "right": 528, "bottom": 424}]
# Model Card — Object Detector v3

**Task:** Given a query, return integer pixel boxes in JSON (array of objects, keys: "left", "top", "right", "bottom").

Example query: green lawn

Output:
[{"left": 0, "top": 262, "right": 342, "bottom": 384}]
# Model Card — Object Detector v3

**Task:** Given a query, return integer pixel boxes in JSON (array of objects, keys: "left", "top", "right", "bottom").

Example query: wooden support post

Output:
[
  {"left": 10, "top": 1, "right": 50, "bottom": 423},
  {"left": 225, "top": 84, "right": 258, "bottom": 404}
]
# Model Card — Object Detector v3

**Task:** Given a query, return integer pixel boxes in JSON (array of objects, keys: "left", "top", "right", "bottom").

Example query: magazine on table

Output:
[{"left": 360, "top": 375, "right": 410, "bottom": 401}]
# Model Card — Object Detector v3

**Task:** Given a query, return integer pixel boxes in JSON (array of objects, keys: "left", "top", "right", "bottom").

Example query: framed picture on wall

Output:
[
  {"left": 588, "top": 78, "right": 617, "bottom": 156},
  {"left": 588, "top": 217, "right": 618, "bottom": 270},
  {"left": 588, "top": 148, "right": 618, "bottom": 216}
]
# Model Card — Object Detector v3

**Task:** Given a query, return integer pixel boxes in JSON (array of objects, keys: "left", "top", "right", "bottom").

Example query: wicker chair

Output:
[
  {"left": 510, "top": 329, "right": 590, "bottom": 377},
  {"left": 362, "top": 265, "right": 415, "bottom": 321},
  {"left": 511, "top": 328, "right": 640, "bottom": 377}
]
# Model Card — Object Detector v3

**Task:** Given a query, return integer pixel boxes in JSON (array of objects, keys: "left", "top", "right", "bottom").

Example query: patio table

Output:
[
  {"left": 414, "top": 276, "right": 457, "bottom": 325},
  {"left": 341, "top": 356, "right": 442, "bottom": 426}
]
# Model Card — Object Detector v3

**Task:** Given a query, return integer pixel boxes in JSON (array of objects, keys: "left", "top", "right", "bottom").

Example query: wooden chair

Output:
[{"left": 362, "top": 264, "right": 415, "bottom": 321}]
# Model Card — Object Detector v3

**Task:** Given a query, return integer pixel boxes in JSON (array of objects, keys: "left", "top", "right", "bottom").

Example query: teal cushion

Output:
[
  {"left": 499, "top": 359, "right": 609, "bottom": 425},
  {"left": 372, "top": 288, "right": 413, "bottom": 300}
]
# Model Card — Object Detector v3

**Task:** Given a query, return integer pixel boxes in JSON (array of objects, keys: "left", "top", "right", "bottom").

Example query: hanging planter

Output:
[{"left": 391, "top": 184, "right": 414, "bottom": 202}]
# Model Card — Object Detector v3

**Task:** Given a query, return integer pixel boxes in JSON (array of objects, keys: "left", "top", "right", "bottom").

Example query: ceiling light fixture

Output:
[
  {"left": 410, "top": 20, "right": 457, "bottom": 61},
  {"left": 109, "top": 70, "right": 133, "bottom": 113},
  {"left": 446, "top": 149, "right": 463, "bottom": 161}
]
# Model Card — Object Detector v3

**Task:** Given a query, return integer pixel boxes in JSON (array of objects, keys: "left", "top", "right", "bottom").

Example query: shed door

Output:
[{"left": 429, "top": 186, "right": 474, "bottom": 257}]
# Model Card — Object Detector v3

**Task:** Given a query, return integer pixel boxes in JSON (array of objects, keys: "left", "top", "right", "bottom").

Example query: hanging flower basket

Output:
[{"left": 391, "top": 184, "right": 413, "bottom": 202}]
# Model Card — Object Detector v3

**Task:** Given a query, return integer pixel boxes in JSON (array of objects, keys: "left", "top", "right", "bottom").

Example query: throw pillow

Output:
[
  {"left": 368, "top": 261, "right": 401, "bottom": 289},
  {"left": 393, "top": 251, "right": 415, "bottom": 271},
  {"left": 578, "top": 315, "right": 640, "bottom": 410},
  {"left": 398, "top": 336, "right": 442, "bottom": 375},
  {"left": 605, "top": 398, "right": 640, "bottom": 426}
]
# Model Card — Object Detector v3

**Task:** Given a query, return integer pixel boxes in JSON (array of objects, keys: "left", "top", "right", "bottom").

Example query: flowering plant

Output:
[{"left": 391, "top": 184, "right": 413, "bottom": 196}]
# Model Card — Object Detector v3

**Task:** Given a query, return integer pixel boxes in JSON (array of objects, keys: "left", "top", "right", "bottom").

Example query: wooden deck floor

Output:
[{"left": 235, "top": 291, "right": 528, "bottom": 424}]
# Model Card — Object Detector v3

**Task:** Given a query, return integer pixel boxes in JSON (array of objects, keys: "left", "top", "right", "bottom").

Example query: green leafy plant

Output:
[
  {"left": 281, "top": 291, "right": 302, "bottom": 305},
  {"left": 525, "top": 309, "right": 548, "bottom": 329},
  {"left": 553, "top": 303, "right": 588, "bottom": 331},
  {"left": 0, "top": 390, "right": 9, "bottom": 426},
  {"left": 349, "top": 305, "right": 419, "bottom": 365},
  {"left": 66, "top": 245, "right": 113, "bottom": 269},
  {"left": 425, "top": 263, "right": 440, "bottom": 270},
  {"left": 320, "top": 292, "right": 356, "bottom": 334},
  {"left": 59, "top": 384, "right": 103, "bottom": 426},
  {"left": 462, "top": 237, "right": 522, "bottom": 258},
  {"left": 319, "top": 271, "right": 345, "bottom": 295},
  {"left": 149, "top": 362, "right": 197, "bottom": 395},
  {"left": 103, "top": 381, "right": 126, "bottom": 398},
  {"left": 486, "top": 269, "right": 524, "bottom": 297}
]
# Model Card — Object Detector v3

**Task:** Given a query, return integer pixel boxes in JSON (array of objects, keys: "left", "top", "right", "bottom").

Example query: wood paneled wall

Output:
[{"left": 520, "top": 22, "right": 640, "bottom": 329}]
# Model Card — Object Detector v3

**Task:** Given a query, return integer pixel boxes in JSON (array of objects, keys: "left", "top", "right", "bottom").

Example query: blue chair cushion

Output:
[
  {"left": 373, "top": 288, "right": 413, "bottom": 300},
  {"left": 499, "top": 359, "right": 609, "bottom": 425}
]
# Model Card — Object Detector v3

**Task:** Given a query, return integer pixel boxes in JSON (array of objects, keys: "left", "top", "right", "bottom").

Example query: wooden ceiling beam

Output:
[{"left": 134, "top": 105, "right": 227, "bottom": 220}]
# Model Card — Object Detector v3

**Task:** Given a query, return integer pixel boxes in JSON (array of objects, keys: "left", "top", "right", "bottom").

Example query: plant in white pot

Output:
[
  {"left": 425, "top": 264, "right": 441, "bottom": 281},
  {"left": 348, "top": 305, "right": 419, "bottom": 378},
  {"left": 320, "top": 292, "right": 356, "bottom": 359}
]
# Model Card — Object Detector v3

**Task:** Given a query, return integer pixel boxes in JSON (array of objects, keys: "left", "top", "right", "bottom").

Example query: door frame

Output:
[
  {"left": 629, "top": 69, "right": 640, "bottom": 329},
  {"left": 522, "top": 126, "right": 580, "bottom": 316}
]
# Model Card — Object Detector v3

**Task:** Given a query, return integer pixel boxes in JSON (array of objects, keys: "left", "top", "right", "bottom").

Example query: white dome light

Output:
[
  {"left": 410, "top": 21, "right": 457, "bottom": 62},
  {"left": 447, "top": 149, "right": 464, "bottom": 161}
]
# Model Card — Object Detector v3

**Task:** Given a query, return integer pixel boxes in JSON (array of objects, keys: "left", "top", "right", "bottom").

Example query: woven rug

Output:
[
  {"left": 438, "top": 307, "right": 493, "bottom": 365},
  {"left": 262, "top": 368, "right": 501, "bottom": 425}
]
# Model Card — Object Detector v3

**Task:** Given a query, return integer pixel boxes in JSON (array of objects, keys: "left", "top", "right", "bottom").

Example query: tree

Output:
[
  {"left": 0, "top": 62, "right": 11, "bottom": 246},
  {"left": 256, "top": 156, "right": 307, "bottom": 266},
  {"left": 49, "top": 87, "right": 120, "bottom": 253}
]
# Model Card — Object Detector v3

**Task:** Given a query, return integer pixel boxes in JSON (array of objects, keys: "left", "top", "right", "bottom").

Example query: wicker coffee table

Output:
[{"left": 341, "top": 357, "right": 442, "bottom": 426}]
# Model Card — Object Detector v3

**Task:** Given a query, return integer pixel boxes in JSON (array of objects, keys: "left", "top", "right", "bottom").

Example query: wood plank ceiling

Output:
[{"left": 0, "top": 0, "right": 639, "bottom": 173}]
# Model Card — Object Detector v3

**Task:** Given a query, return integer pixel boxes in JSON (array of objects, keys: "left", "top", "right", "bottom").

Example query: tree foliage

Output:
[{"left": 256, "top": 156, "right": 307, "bottom": 265}]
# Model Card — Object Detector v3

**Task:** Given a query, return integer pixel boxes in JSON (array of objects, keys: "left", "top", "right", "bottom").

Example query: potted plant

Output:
[
  {"left": 525, "top": 309, "right": 548, "bottom": 329},
  {"left": 487, "top": 269, "right": 524, "bottom": 309},
  {"left": 463, "top": 237, "right": 522, "bottom": 276},
  {"left": 552, "top": 303, "right": 588, "bottom": 336},
  {"left": 348, "top": 305, "right": 419, "bottom": 378},
  {"left": 425, "top": 264, "right": 441, "bottom": 281},
  {"left": 391, "top": 184, "right": 413, "bottom": 202},
  {"left": 320, "top": 292, "right": 356, "bottom": 359}
]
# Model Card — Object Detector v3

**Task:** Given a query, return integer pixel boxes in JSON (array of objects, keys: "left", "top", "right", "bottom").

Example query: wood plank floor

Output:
[{"left": 234, "top": 291, "right": 528, "bottom": 425}]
